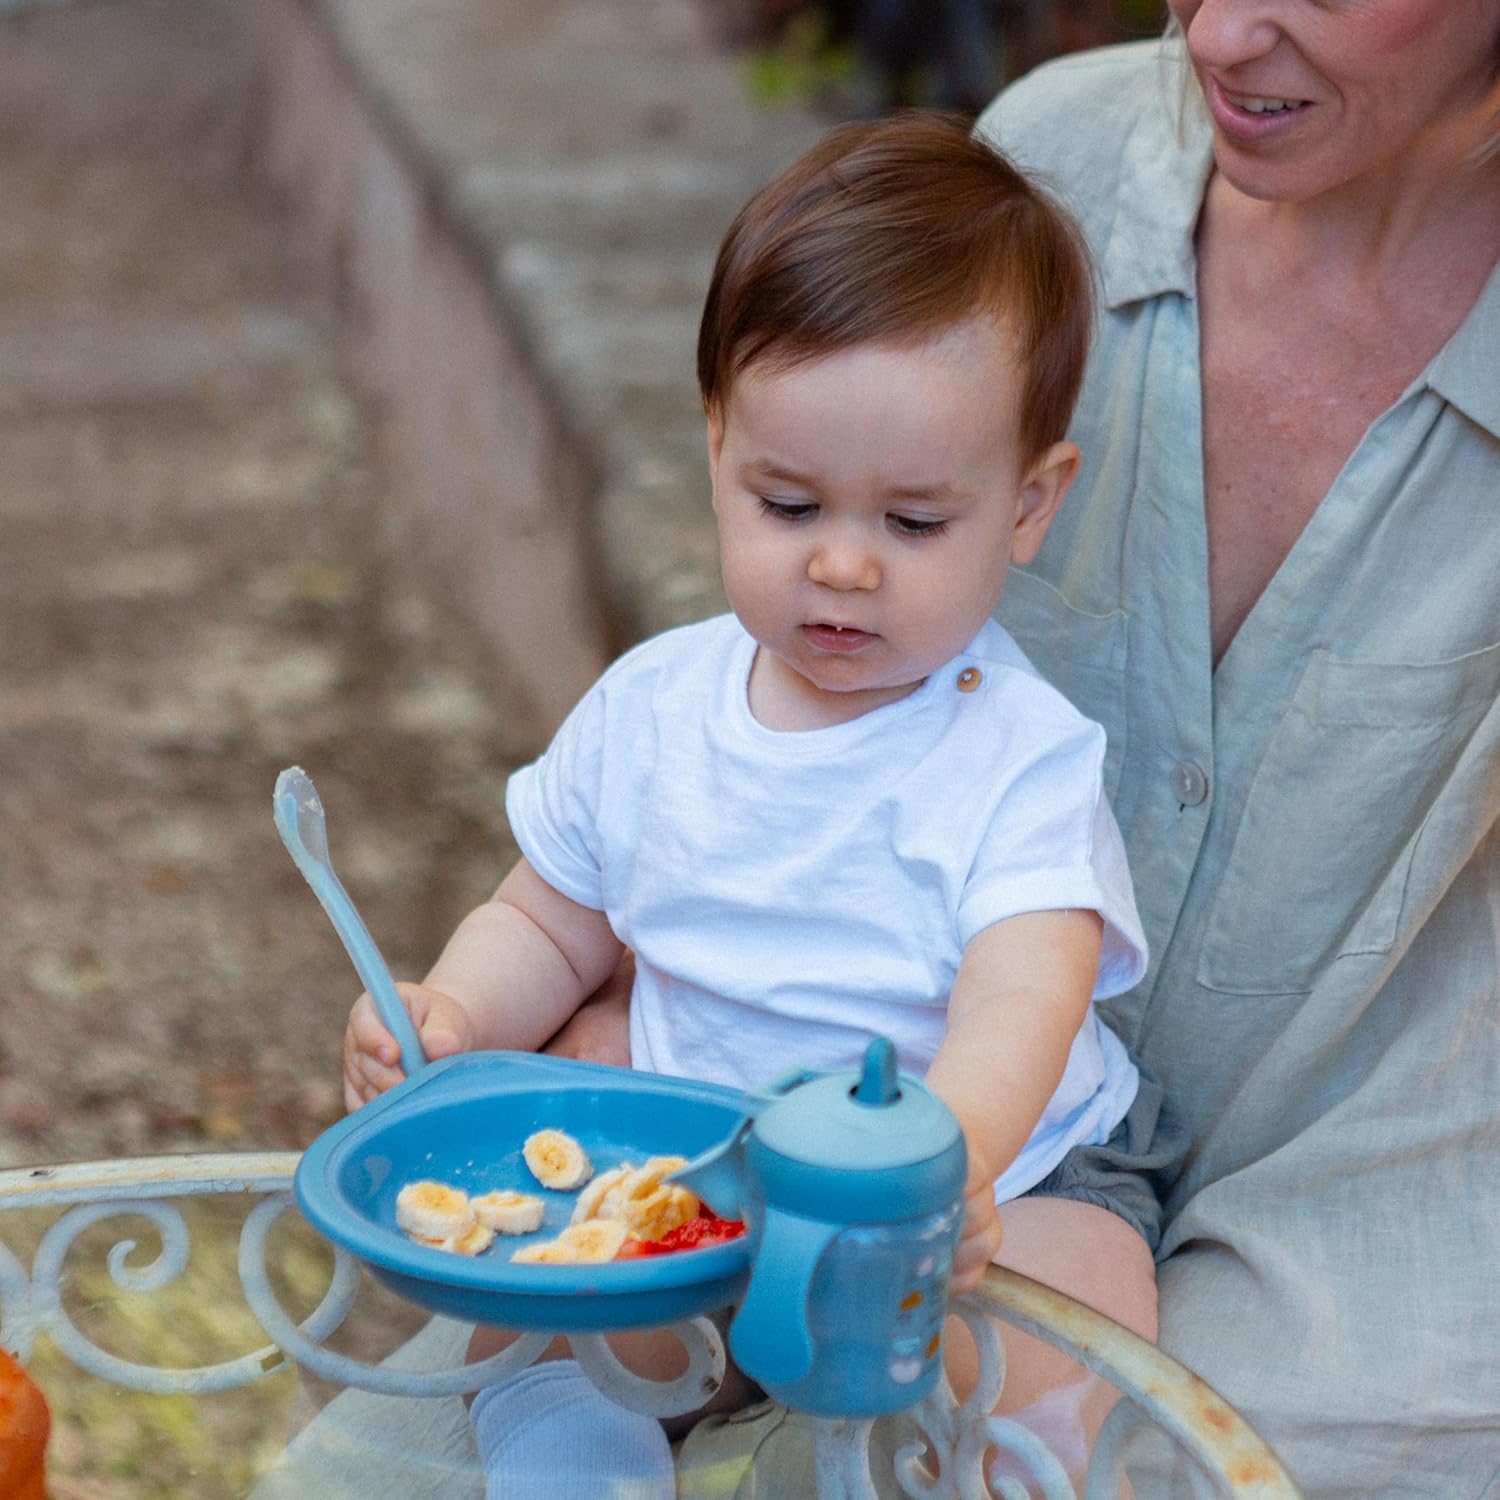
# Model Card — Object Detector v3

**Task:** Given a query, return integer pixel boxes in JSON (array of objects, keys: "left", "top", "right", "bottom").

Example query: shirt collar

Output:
[
  {"left": 1099, "top": 42, "right": 1500, "bottom": 442},
  {"left": 1098, "top": 39, "right": 1214, "bottom": 310},
  {"left": 1424, "top": 258, "right": 1500, "bottom": 440}
]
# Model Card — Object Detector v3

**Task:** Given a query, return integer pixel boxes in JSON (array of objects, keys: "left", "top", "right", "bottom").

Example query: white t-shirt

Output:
[{"left": 506, "top": 613, "right": 1147, "bottom": 1201}]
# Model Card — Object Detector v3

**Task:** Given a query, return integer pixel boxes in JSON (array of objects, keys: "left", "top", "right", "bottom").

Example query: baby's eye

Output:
[
  {"left": 888, "top": 513, "right": 950, "bottom": 538},
  {"left": 758, "top": 497, "right": 817, "bottom": 523}
]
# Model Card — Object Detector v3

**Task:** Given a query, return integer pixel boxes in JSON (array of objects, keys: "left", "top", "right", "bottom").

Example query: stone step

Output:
[{"left": 250, "top": 0, "right": 828, "bottom": 729}]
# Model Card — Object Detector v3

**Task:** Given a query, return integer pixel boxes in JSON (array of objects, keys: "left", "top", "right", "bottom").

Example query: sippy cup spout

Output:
[{"left": 853, "top": 1035, "right": 899, "bottom": 1105}]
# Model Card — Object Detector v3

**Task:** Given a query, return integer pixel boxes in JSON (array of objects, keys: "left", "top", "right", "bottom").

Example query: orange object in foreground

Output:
[{"left": 0, "top": 1347, "right": 50, "bottom": 1500}]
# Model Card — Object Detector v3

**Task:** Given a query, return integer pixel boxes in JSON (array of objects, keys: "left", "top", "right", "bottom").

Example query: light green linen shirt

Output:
[{"left": 978, "top": 41, "right": 1500, "bottom": 1498}]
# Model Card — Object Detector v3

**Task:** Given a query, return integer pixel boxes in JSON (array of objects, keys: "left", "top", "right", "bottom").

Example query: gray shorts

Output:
[{"left": 1022, "top": 1071, "right": 1171, "bottom": 1252}]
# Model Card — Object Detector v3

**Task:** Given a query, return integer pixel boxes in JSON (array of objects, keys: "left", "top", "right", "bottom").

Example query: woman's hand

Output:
[
  {"left": 949, "top": 1155, "right": 1004, "bottom": 1294},
  {"left": 541, "top": 951, "right": 634, "bottom": 1067},
  {"left": 342, "top": 982, "right": 474, "bottom": 1111}
]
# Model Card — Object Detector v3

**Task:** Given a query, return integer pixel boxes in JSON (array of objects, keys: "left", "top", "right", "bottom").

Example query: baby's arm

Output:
[
  {"left": 924, "top": 907, "right": 1103, "bottom": 1291},
  {"left": 342, "top": 858, "right": 624, "bottom": 1109}
]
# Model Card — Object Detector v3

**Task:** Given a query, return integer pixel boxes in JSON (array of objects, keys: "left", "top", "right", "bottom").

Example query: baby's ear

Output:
[
  {"left": 705, "top": 404, "right": 726, "bottom": 485},
  {"left": 1011, "top": 441, "right": 1079, "bottom": 565}
]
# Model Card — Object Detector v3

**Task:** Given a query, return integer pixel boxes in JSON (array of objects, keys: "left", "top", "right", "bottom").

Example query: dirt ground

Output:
[{"left": 0, "top": 0, "right": 539, "bottom": 1174}]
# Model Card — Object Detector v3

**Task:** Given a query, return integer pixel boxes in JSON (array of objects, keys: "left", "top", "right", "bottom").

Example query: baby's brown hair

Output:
[{"left": 697, "top": 112, "right": 1092, "bottom": 468}]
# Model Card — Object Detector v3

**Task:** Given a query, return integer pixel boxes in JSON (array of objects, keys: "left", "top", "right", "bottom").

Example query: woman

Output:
[{"left": 965, "top": 1, "right": 1500, "bottom": 1492}]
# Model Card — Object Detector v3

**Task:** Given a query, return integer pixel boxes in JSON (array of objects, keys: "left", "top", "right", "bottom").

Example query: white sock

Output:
[
  {"left": 469, "top": 1359, "right": 675, "bottom": 1500},
  {"left": 987, "top": 1377, "right": 1091, "bottom": 1486}
]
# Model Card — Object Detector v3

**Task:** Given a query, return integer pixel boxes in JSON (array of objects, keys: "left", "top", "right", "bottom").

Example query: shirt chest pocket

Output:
[
  {"left": 1198, "top": 640, "right": 1500, "bottom": 996},
  {"left": 995, "top": 569, "right": 1129, "bottom": 803}
]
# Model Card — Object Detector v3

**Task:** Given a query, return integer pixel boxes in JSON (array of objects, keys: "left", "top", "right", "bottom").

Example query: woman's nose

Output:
[
  {"left": 807, "top": 537, "right": 881, "bottom": 591},
  {"left": 1179, "top": 0, "right": 1280, "bottom": 70}
]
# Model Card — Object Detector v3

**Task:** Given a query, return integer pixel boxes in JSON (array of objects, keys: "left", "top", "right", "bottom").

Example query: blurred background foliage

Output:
[{"left": 707, "top": 0, "right": 1168, "bottom": 117}]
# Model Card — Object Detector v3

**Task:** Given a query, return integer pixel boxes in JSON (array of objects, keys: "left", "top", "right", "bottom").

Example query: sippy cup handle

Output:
[{"left": 729, "top": 1208, "right": 840, "bottom": 1386}]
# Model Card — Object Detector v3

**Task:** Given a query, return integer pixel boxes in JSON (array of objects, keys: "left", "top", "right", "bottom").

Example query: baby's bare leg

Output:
[{"left": 945, "top": 1197, "right": 1157, "bottom": 1483}]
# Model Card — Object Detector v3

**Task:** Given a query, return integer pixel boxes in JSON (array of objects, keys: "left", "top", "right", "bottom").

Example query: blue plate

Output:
[{"left": 295, "top": 1052, "right": 751, "bottom": 1331}]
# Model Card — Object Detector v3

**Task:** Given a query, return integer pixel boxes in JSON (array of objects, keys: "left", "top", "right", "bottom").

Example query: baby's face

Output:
[{"left": 708, "top": 317, "right": 1073, "bottom": 730}]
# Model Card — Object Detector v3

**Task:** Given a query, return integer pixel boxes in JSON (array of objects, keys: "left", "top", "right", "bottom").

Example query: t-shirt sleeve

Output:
[
  {"left": 956, "top": 718, "right": 1148, "bottom": 999},
  {"left": 503, "top": 682, "right": 610, "bottom": 912}
]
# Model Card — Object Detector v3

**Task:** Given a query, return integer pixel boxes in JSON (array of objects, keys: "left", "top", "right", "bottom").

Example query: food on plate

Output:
[
  {"left": 568, "top": 1154, "right": 698, "bottom": 1240},
  {"left": 522, "top": 1127, "right": 594, "bottom": 1190},
  {"left": 511, "top": 1217, "right": 628, "bottom": 1265},
  {"left": 395, "top": 1180, "right": 476, "bottom": 1241},
  {"left": 395, "top": 1180, "right": 497, "bottom": 1255},
  {"left": 471, "top": 1189, "right": 546, "bottom": 1235},
  {"left": 569, "top": 1162, "right": 633, "bottom": 1223},
  {"left": 621, "top": 1182, "right": 699, "bottom": 1240},
  {"left": 393, "top": 1137, "right": 741, "bottom": 1264},
  {"left": 616, "top": 1211, "right": 748, "bottom": 1258},
  {"left": 440, "top": 1220, "right": 497, "bottom": 1256}
]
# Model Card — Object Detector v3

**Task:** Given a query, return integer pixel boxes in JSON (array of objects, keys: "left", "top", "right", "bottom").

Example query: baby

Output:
[{"left": 346, "top": 112, "right": 1157, "bottom": 1496}]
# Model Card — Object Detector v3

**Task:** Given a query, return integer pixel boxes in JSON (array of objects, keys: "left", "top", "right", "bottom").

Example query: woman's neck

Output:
[
  {"left": 1192, "top": 110, "right": 1499, "bottom": 668},
  {"left": 1206, "top": 116, "right": 1500, "bottom": 289}
]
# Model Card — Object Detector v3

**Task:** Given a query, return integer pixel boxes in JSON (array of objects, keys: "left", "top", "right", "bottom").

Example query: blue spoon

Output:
[{"left": 273, "top": 766, "right": 426, "bottom": 1078}]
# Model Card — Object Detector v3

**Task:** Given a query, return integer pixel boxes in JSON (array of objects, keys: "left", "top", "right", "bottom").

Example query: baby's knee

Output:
[{"left": 995, "top": 1195, "right": 1158, "bottom": 1339}]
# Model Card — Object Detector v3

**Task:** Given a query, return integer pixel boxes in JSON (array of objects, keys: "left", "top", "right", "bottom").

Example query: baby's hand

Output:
[
  {"left": 342, "top": 983, "right": 473, "bottom": 1111},
  {"left": 948, "top": 1156, "right": 1004, "bottom": 1295}
]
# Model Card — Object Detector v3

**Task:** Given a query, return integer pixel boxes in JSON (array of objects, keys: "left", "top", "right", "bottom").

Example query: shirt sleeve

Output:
[
  {"left": 956, "top": 717, "right": 1148, "bottom": 999},
  {"left": 503, "top": 681, "right": 610, "bottom": 912}
]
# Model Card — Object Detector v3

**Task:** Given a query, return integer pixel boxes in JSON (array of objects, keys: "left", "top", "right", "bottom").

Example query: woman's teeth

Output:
[{"left": 1238, "top": 96, "right": 1300, "bottom": 114}]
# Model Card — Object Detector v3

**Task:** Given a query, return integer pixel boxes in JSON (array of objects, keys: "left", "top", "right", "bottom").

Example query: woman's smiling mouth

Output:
[
  {"left": 1205, "top": 78, "right": 1313, "bottom": 141},
  {"left": 1230, "top": 93, "right": 1305, "bottom": 115}
]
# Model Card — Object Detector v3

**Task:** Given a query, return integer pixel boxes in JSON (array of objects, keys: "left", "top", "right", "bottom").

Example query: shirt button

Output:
[
  {"left": 956, "top": 667, "right": 981, "bottom": 692},
  {"left": 1172, "top": 760, "right": 1209, "bottom": 806}
]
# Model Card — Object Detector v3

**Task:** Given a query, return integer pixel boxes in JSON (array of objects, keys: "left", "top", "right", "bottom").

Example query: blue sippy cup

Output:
[{"left": 674, "top": 1036, "right": 966, "bottom": 1416}]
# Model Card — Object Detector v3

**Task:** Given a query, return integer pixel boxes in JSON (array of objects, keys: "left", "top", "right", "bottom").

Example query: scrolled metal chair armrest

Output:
[
  {"left": 0, "top": 1154, "right": 1300, "bottom": 1497},
  {"left": 955, "top": 1270, "right": 1301, "bottom": 1499}
]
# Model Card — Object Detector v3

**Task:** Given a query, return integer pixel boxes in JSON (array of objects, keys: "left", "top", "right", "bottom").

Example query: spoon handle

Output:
[{"left": 273, "top": 768, "right": 427, "bottom": 1079}]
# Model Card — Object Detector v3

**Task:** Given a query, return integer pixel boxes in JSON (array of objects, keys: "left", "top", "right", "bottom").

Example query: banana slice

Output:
[
  {"left": 570, "top": 1163, "right": 633, "bottom": 1225},
  {"left": 396, "top": 1180, "right": 475, "bottom": 1241},
  {"left": 511, "top": 1217, "right": 628, "bottom": 1265},
  {"left": 560, "top": 1217, "right": 628, "bottom": 1262},
  {"left": 471, "top": 1189, "right": 545, "bottom": 1235},
  {"left": 438, "top": 1220, "right": 496, "bottom": 1256},
  {"left": 619, "top": 1156, "right": 693, "bottom": 1209},
  {"left": 509, "top": 1239, "right": 570, "bottom": 1264},
  {"left": 523, "top": 1128, "right": 593, "bottom": 1190},
  {"left": 567, "top": 1156, "right": 699, "bottom": 1235},
  {"left": 635, "top": 1154, "right": 689, "bottom": 1184},
  {"left": 621, "top": 1182, "right": 699, "bottom": 1241}
]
